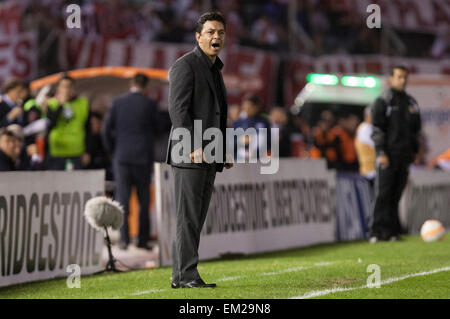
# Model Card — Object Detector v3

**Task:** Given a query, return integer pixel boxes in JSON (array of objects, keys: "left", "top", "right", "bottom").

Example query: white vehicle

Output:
[{"left": 292, "top": 73, "right": 450, "bottom": 162}]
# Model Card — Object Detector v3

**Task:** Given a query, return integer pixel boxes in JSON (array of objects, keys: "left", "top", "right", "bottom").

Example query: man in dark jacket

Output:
[
  {"left": 102, "top": 73, "right": 159, "bottom": 250},
  {"left": 166, "top": 12, "right": 233, "bottom": 289},
  {"left": 0, "top": 127, "right": 19, "bottom": 171},
  {"left": 0, "top": 79, "right": 27, "bottom": 128},
  {"left": 232, "top": 94, "right": 272, "bottom": 160},
  {"left": 369, "top": 65, "right": 421, "bottom": 242}
]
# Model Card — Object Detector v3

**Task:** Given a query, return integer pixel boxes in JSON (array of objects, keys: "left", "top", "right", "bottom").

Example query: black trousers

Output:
[
  {"left": 370, "top": 156, "right": 409, "bottom": 239},
  {"left": 171, "top": 165, "right": 216, "bottom": 284},
  {"left": 114, "top": 160, "right": 152, "bottom": 246}
]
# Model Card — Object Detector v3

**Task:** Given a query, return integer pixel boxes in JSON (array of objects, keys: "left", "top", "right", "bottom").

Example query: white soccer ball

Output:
[{"left": 420, "top": 220, "right": 446, "bottom": 242}]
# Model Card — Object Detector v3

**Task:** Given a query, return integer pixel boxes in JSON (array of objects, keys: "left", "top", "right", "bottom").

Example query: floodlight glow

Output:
[
  {"left": 341, "top": 76, "right": 378, "bottom": 88},
  {"left": 363, "top": 77, "right": 377, "bottom": 88},
  {"left": 306, "top": 73, "right": 339, "bottom": 86}
]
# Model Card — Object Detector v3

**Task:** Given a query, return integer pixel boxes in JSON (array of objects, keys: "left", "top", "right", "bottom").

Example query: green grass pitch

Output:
[{"left": 1, "top": 235, "right": 449, "bottom": 299}]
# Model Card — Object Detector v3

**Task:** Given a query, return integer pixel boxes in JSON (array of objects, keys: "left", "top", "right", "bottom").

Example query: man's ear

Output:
[{"left": 195, "top": 32, "right": 200, "bottom": 42}]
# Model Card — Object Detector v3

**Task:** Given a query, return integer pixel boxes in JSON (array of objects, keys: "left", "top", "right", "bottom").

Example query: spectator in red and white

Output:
[
  {"left": 216, "top": 0, "right": 243, "bottom": 47},
  {"left": 430, "top": 26, "right": 450, "bottom": 59},
  {"left": 139, "top": 3, "right": 164, "bottom": 42},
  {"left": 182, "top": 0, "right": 203, "bottom": 33},
  {"left": 251, "top": 13, "right": 279, "bottom": 49}
]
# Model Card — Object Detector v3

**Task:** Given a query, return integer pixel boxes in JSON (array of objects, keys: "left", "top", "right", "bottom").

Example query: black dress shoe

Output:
[
  {"left": 171, "top": 282, "right": 180, "bottom": 289},
  {"left": 179, "top": 279, "right": 216, "bottom": 288}
]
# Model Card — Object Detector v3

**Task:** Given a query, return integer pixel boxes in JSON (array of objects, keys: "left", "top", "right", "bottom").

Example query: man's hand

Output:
[
  {"left": 81, "top": 153, "right": 91, "bottom": 166},
  {"left": 224, "top": 154, "right": 233, "bottom": 169},
  {"left": 377, "top": 154, "right": 389, "bottom": 168},
  {"left": 7, "top": 107, "right": 23, "bottom": 121},
  {"left": 190, "top": 148, "right": 205, "bottom": 163},
  {"left": 26, "top": 144, "right": 38, "bottom": 156}
]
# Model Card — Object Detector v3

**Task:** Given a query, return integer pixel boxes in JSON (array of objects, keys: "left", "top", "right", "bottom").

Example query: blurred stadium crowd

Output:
[
  {"left": 17, "top": 0, "right": 450, "bottom": 76},
  {"left": 0, "top": 74, "right": 444, "bottom": 177},
  {"left": 1, "top": 0, "right": 449, "bottom": 176},
  {"left": 0, "top": 76, "right": 111, "bottom": 173}
]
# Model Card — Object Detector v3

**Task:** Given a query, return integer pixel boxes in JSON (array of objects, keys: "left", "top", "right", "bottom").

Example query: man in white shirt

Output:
[{"left": 355, "top": 106, "right": 376, "bottom": 182}]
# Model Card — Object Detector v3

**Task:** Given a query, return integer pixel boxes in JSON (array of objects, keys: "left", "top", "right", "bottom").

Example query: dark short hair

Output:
[
  {"left": 132, "top": 73, "right": 149, "bottom": 89},
  {"left": 0, "top": 127, "right": 21, "bottom": 141},
  {"left": 0, "top": 127, "right": 12, "bottom": 137},
  {"left": 243, "top": 94, "right": 261, "bottom": 107},
  {"left": 57, "top": 74, "right": 75, "bottom": 86},
  {"left": 90, "top": 111, "right": 103, "bottom": 120},
  {"left": 195, "top": 11, "right": 226, "bottom": 34},
  {"left": 2, "top": 78, "right": 25, "bottom": 94},
  {"left": 390, "top": 65, "right": 409, "bottom": 76}
]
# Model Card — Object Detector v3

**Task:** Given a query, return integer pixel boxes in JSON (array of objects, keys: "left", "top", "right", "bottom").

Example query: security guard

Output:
[{"left": 369, "top": 65, "right": 421, "bottom": 242}]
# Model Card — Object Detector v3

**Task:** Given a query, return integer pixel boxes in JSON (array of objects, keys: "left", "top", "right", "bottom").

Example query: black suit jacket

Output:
[
  {"left": 0, "top": 100, "right": 15, "bottom": 128},
  {"left": 166, "top": 46, "right": 228, "bottom": 172},
  {"left": 102, "top": 91, "right": 159, "bottom": 165},
  {"left": 0, "top": 149, "right": 15, "bottom": 171}
]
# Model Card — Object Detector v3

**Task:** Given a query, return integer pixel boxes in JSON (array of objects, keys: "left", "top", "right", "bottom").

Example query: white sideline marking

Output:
[
  {"left": 113, "top": 260, "right": 337, "bottom": 298},
  {"left": 217, "top": 275, "right": 246, "bottom": 282},
  {"left": 314, "top": 261, "right": 335, "bottom": 267},
  {"left": 262, "top": 266, "right": 308, "bottom": 276},
  {"left": 262, "top": 261, "right": 335, "bottom": 276},
  {"left": 291, "top": 266, "right": 450, "bottom": 299},
  {"left": 129, "top": 289, "right": 166, "bottom": 296},
  {"left": 217, "top": 261, "right": 335, "bottom": 281},
  {"left": 101, "top": 289, "right": 167, "bottom": 299}
]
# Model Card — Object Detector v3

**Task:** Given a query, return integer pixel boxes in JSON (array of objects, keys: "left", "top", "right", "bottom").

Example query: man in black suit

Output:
[
  {"left": 102, "top": 73, "right": 159, "bottom": 250},
  {"left": 0, "top": 127, "right": 19, "bottom": 171},
  {"left": 166, "top": 11, "right": 233, "bottom": 289},
  {"left": 0, "top": 79, "right": 27, "bottom": 128}
]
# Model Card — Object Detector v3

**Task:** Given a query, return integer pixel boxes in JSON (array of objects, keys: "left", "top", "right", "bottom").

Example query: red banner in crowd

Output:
[
  {"left": 0, "top": 0, "right": 27, "bottom": 35},
  {"left": 0, "top": 31, "right": 37, "bottom": 84},
  {"left": 58, "top": 35, "right": 279, "bottom": 109},
  {"left": 58, "top": 35, "right": 450, "bottom": 109}
]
